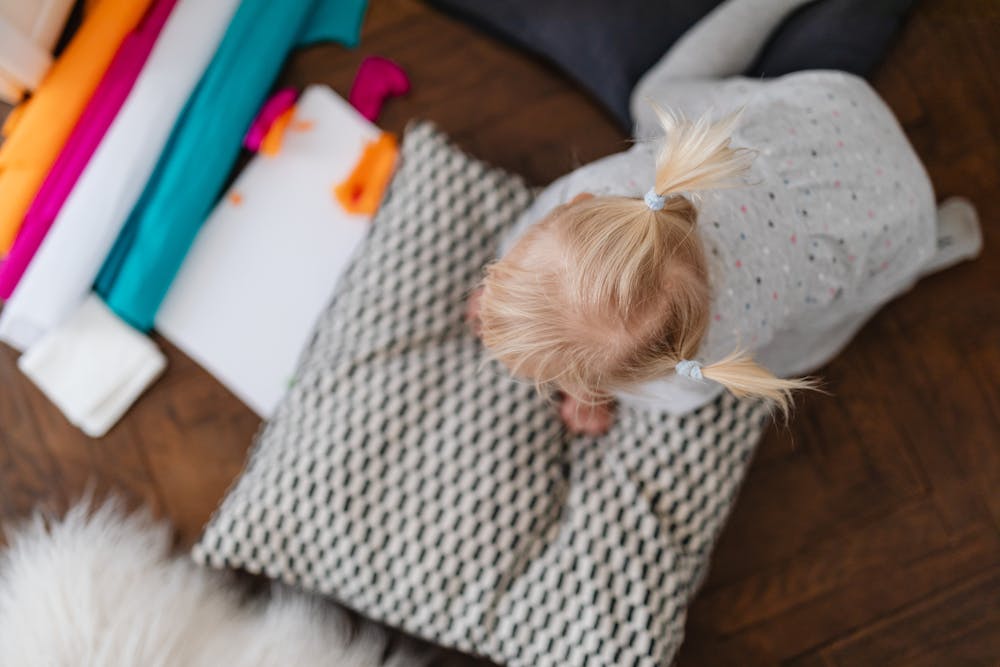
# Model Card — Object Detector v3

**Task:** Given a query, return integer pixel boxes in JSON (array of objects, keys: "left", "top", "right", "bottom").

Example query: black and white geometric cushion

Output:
[{"left": 194, "top": 122, "right": 769, "bottom": 667}]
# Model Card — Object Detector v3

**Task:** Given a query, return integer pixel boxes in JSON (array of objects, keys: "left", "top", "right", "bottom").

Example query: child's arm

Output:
[{"left": 638, "top": 0, "right": 817, "bottom": 83}]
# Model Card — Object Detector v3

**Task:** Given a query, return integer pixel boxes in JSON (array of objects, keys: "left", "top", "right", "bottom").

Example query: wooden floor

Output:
[{"left": 2, "top": 0, "right": 998, "bottom": 664}]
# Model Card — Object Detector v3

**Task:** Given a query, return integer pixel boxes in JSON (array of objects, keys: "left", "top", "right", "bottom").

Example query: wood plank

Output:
[
  {"left": 0, "top": 342, "right": 71, "bottom": 535},
  {"left": 816, "top": 567, "right": 1000, "bottom": 667},
  {"left": 128, "top": 337, "right": 260, "bottom": 545},
  {"left": 680, "top": 522, "right": 999, "bottom": 663}
]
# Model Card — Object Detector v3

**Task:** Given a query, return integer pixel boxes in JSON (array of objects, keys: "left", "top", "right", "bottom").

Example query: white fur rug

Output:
[{"left": 0, "top": 502, "right": 422, "bottom": 667}]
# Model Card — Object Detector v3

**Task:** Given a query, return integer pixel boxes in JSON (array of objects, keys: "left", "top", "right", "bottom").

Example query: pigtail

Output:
[
  {"left": 649, "top": 109, "right": 815, "bottom": 413},
  {"left": 691, "top": 352, "right": 819, "bottom": 416},
  {"left": 651, "top": 106, "right": 755, "bottom": 200},
  {"left": 568, "top": 108, "right": 755, "bottom": 315}
]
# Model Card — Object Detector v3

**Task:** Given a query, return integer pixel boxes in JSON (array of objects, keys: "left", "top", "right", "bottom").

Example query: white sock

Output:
[{"left": 922, "top": 196, "right": 982, "bottom": 276}]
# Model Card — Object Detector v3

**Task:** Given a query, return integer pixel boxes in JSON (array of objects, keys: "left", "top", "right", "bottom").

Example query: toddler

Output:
[{"left": 469, "top": 0, "right": 981, "bottom": 434}]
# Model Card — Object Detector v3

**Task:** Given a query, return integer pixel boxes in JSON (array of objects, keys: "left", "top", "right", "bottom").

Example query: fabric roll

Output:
[
  {"left": 18, "top": 294, "right": 166, "bottom": 438},
  {"left": 0, "top": 16, "right": 53, "bottom": 95},
  {"left": 0, "top": 0, "right": 241, "bottom": 352},
  {"left": 0, "top": 0, "right": 153, "bottom": 253},
  {"left": 0, "top": 0, "right": 76, "bottom": 103},
  {"left": 0, "top": 69, "right": 22, "bottom": 104},
  {"left": 0, "top": 0, "right": 178, "bottom": 299},
  {"left": 0, "top": 0, "right": 76, "bottom": 52},
  {"left": 95, "top": 0, "right": 368, "bottom": 332}
]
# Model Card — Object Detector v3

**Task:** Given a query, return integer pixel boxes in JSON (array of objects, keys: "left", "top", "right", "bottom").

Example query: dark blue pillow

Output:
[
  {"left": 749, "top": 0, "right": 918, "bottom": 77},
  {"left": 426, "top": 0, "right": 724, "bottom": 127},
  {"left": 427, "top": 0, "right": 917, "bottom": 129}
]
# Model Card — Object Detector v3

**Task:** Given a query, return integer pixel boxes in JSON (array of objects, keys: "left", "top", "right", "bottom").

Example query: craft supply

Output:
[
  {"left": 0, "top": 0, "right": 153, "bottom": 252},
  {"left": 95, "top": 0, "right": 368, "bottom": 332},
  {"left": 0, "top": 0, "right": 178, "bottom": 299},
  {"left": 0, "top": 0, "right": 75, "bottom": 103},
  {"left": 0, "top": 0, "right": 241, "bottom": 352},
  {"left": 244, "top": 87, "right": 297, "bottom": 152},
  {"left": 334, "top": 132, "right": 398, "bottom": 214},
  {"left": 259, "top": 107, "right": 296, "bottom": 157},
  {"left": 157, "top": 85, "right": 381, "bottom": 417},
  {"left": 0, "top": 16, "right": 53, "bottom": 98},
  {"left": 347, "top": 55, "right": 410, "bottom": 122}
]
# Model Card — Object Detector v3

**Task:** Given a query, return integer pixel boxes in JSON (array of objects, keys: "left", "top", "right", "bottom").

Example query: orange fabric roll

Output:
[{"left": 0, "top": 0, "right": 154, "bottom": 253}]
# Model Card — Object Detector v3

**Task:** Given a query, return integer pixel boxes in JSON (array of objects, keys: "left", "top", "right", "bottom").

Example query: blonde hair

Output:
[{"left": 480, "top": 107, "right": 816, "bottom": 414}]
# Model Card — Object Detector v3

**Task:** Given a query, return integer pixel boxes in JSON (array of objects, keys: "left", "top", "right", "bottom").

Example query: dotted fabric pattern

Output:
[{"left": 194, "top": 122, "right": 770, "bottom": 667}]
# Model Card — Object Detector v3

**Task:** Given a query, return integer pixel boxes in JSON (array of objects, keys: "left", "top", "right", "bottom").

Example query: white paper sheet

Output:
[{"left": 156, "top": 85, "right": 382, "bottom": 417}]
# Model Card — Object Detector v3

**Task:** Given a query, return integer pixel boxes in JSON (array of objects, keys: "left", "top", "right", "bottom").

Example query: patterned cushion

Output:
[{"left": 194, "top": 122, "right": 770, "bottom": 667}]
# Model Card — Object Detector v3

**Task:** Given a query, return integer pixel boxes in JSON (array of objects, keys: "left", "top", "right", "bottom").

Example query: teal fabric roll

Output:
[{"left": 95, "top": 0, "right": 367, "bottom": 331}]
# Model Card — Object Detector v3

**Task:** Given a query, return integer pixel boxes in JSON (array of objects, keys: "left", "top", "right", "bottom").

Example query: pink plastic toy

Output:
[
  {"left": 244, "top": 87, "right": 298, "bottom": 152},
  {"left": 348, "top": 56, "right": 410, "bottom": 123}
]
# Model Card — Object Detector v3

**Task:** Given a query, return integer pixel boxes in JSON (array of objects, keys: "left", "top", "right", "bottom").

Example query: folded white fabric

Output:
[
  {"left": 18, "top": 295, "right": 166, "bottom": 438},
  {"left": 0, "top": 0, "right": 241, "bottom": 351}
]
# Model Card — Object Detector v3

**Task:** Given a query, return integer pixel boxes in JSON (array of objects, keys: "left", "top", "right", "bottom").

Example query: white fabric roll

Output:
[
  {"left": 0, "top": 0, "right": 75, "bottom": 50},
  {"left": 0, "top": 0, "right": 74, "bottom": 102},
  {"left": 0, "top": 16, "right": 53, "bottom": 94},
  {"left": 0, "top": 67, "right": 23, "bottom": 105},
  {"left": 0, "top": 0, "right": 241, "bottom": 351}
]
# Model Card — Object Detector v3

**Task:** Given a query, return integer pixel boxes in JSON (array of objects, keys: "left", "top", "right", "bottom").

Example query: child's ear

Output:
[{"left": 570, "top": 192, "right": 594, "bottom": 204}]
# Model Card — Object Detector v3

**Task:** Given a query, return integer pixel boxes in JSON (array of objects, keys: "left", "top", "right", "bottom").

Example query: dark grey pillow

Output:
[
  {"left": 749, "top": 0, "right": 918, "bottom": 77},
  {"left": 426, "top": 0, "right": 723, "bottom": 127},
  {"left": 194, "top": 122, "right": 769, "bottom": 667},
  {"left": 426, "top": 0, "right": 916, "bottom": 128}
]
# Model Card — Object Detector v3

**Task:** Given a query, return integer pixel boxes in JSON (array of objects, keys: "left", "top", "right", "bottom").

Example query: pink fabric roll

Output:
[{"left": 0, "top": 0, "right": 178, "bottom": 299}]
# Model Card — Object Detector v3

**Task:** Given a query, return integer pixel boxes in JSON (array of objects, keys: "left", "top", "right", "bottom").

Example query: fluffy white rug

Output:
[{"left": 0, "top": 502, "right": 422, "bottom": 667}]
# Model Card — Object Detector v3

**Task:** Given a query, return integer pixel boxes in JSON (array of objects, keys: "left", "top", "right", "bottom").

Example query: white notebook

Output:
[{"left": 156, "top": 85, "right": 382, "bottom": 417}]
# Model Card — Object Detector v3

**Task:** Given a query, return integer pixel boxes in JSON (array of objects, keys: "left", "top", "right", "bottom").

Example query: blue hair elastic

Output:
[
  {"left": 644, "top": 187, "right": 667, "bottom": 211},
  {"left": 675, "top": 359, "right": 704, "bottom": 380}
]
